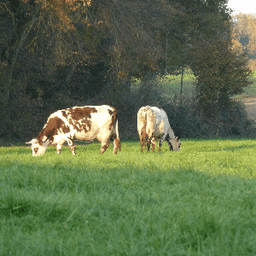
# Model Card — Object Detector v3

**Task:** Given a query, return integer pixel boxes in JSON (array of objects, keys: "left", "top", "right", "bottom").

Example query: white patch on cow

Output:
[{"left": 52, "top": 134, "right": 68, "bottom": 145}]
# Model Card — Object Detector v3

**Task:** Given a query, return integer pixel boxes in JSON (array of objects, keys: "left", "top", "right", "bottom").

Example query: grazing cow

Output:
[
  {"left": 137, "top": 106, "right": 180, "bottom": 152},
  {"left": 26, "top": 105, "right": 121, "bottom": 156}
]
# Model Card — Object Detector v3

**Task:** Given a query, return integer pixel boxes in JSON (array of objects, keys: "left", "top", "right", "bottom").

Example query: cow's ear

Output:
[{"left": 26, "top": 139, "right": 37, "bottom": 144}]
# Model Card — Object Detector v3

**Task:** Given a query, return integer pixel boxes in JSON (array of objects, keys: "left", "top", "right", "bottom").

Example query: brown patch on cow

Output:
[
  {"left": 61, "top": 123, "right": 70, "bottom": 134},
  {"left": 67, "top": 107, "right": 97, "bottom": 132},
  {"left": 37, "top": 117, "right": 70, "bottom": 143},
  {"left": 70, "top": 107, "right": 97, "bottom": 120},
  {"left": 61, "top": 110, "right": 68, "bottom": 119}
]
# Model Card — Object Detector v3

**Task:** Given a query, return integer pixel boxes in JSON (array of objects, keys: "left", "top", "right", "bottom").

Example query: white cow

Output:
[
  {"left": 26, "top": 105, "right": 121, "bottom": 156},
  {"left": 137, "top": 106, "right": 180, "bottom": 152}
]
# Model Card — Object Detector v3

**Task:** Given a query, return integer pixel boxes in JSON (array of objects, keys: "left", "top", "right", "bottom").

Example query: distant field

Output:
[
  {"left": 159, "top": 70, "right": 195, "bottom": 99},
  {"left": 243, "top": 72, "right": 256, "bottom": 96},
  {"left": 160, "top": 70, "right": 256, "bottom": 99},
  {"left": 1, "top": 140, "right": 256, "bottom": 255}
]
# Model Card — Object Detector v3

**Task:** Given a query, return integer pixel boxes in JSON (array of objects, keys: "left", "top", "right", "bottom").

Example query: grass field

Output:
[
  {"left": 1, "top": 139, "right": 256, "bottom": 255},
  {"left": 161, "top": 70, "right": 256, "bottom": 98}
]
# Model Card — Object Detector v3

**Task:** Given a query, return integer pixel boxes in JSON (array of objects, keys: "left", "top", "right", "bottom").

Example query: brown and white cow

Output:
[
  {"left": 26, "top": 105, "right": 121, "bottom": 156},
  {"left": 137, "top": 106, "right": 180, "bottom": 152}
]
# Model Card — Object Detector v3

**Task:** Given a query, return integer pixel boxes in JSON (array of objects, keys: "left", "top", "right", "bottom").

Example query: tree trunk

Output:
[{"left": 180, "top": 67, "right": 184, "bottom": 106}]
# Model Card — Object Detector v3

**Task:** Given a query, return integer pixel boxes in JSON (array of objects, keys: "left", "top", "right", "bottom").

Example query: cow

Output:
[
  {"left": 26, "top": 105, "right": 121, "bottom": 156},
  {"left": 137, "top": 106, "right": 180, "bottom": 152}
]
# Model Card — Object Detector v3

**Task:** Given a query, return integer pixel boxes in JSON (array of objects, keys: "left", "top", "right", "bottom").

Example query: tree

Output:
[
  {"left": 231, "top": 13, "right": 256, "bottom": 70},
  {"left": 0, "top": 0, "right": 91, "bottom": 139},
  {"left": 231, "top": 13, "right": 256, "bottom": 57},
  {"left": 190, "top": 39, "right": 252, "bottom": 135},
  {"left": 0, "top": 0, "right": 249, "bottom": 141}
]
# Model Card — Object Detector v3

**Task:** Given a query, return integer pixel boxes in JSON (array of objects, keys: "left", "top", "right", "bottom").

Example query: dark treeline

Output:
[{"left": 0, "top": 0, "right": 254, "bottom": 144}]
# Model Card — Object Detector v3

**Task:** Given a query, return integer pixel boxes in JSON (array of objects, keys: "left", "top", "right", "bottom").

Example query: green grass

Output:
[
  {"left": 243, "top": 77, "right": 256, "bottom": 96},
  {"left": 1, "top": 139, "right": 256, "bottom": 255},
  {"left": 159, "top": 70, "right": 195, "bottom": 99},
  {"left": 160, "top": 70, "right": 256, "bottom": 98}
]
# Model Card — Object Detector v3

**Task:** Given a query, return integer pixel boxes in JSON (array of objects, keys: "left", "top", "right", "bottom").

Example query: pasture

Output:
[
  {"left": 159, "top": 69, "right": 256, "bottom": 99},
  {"left": 1, "top": 139, "right": 256, "bottom": 255}
]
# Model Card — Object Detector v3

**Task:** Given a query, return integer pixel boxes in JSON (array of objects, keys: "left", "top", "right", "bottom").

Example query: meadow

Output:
[
  {"left": 1, "top": 139, "right": 256, "bottom": 256},
  {"left": 160, "top": 70, "right": 256, "bottom": 98}
]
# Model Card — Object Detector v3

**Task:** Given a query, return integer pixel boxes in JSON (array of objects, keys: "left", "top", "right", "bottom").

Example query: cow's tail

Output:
[
  {"left": 115, "top": 119, "right": 120, "bottom": 139},
  {"left": 113, "top": 119, "right": 121, "bottom": 153}
]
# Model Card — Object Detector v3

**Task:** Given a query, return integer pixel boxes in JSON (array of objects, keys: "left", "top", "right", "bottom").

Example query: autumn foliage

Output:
[{"left": 231, "top": 13, "right": 256, "bottom": 70}]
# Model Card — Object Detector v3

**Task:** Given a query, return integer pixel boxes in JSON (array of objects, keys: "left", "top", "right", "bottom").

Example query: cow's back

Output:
[
  {"left": 150, "top": 107, "right": 168, "bottom": 123},
  {"left": 146, "top": 106, "right": 170, "bottom": 137},
  {"left": 38, "top": 105, "right": 116, "bottom": 142},
  {"left": 68, "top": 105, "right": 116, "bottom": 140},
  {"left": 137, "top": 106, "right": 159, "bottom": 137}
]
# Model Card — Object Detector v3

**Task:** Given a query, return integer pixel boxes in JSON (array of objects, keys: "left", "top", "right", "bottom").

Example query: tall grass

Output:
[{"left": 1, "top": 139, "right": 256, "bottom": 255}]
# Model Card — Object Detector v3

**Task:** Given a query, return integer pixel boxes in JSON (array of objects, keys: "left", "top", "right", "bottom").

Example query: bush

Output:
[{"left": 218, "top": 101, "right": 256, "bottom": 138}]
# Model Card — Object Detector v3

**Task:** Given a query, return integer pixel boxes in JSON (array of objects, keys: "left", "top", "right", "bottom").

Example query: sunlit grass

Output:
[
  {"left": 1, "top": 139, "right": 256, "bottom": 255},
  {"left": 160, "top": 70, "right": 256, "bottom": 98}
]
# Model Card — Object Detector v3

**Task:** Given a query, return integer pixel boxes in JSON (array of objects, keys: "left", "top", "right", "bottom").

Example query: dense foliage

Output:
[
  {"left": 190, "top": 39, "right": 252, "bottom": 135},
  {"left": 0, "top": 0, "right": 254, "bottom": 142}
]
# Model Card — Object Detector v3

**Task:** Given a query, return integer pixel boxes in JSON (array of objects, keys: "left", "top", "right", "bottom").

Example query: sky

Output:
[{"left": 227, "top": 0, "right": 256, "bottom": 14}]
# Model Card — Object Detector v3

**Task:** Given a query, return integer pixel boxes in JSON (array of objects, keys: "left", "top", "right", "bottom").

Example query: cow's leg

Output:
[
  {"left": 67, "top": 136, "right": 76, "bottom": 155},
  {"left": 158, "top": 139, "right": 161, "bottom": 152},
  {"left": 147, "top": 136, "right": 153, "bottom": 151},
  {"left": 113, "top": 137, "right": 121, "bottom": 154},
  {"left": 56, "top": 144, "right": 62, "bottom": 154},
  {"left": 100, "top": 139, "right": 110, "bottom": 154},
  {"left": 144, "top": 139, "right": 147, "bottom": 151},
  {"left": 139, "top": 135, "right": 146, "bottom": 152},
  {"left": 110, "top": 134, "right": 121, "bottom": 154},
  {"left": 158, "top": 134, "right": 167, "bottom": 152},
  {"left": 151, "top": 137, "right": 156, "bottom": 152},
  {"left": 139, "top": 136, "right": 143, "bottom": 152}
]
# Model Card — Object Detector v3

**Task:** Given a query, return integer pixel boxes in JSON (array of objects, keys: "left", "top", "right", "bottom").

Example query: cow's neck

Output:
[
  {"left": 37, "top": 134, "right": 50, "bottom": 146},
  {"left": 167, "top": 127, "right": 175, "bottom": 138}
]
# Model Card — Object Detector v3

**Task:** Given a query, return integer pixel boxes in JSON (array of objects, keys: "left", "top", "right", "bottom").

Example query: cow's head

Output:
[
  {"left": 26, "top": 139, "right": 49, "bottom": 156},
  {"left": 167, "top": 137, "right": 181, "bottom": 151}
]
